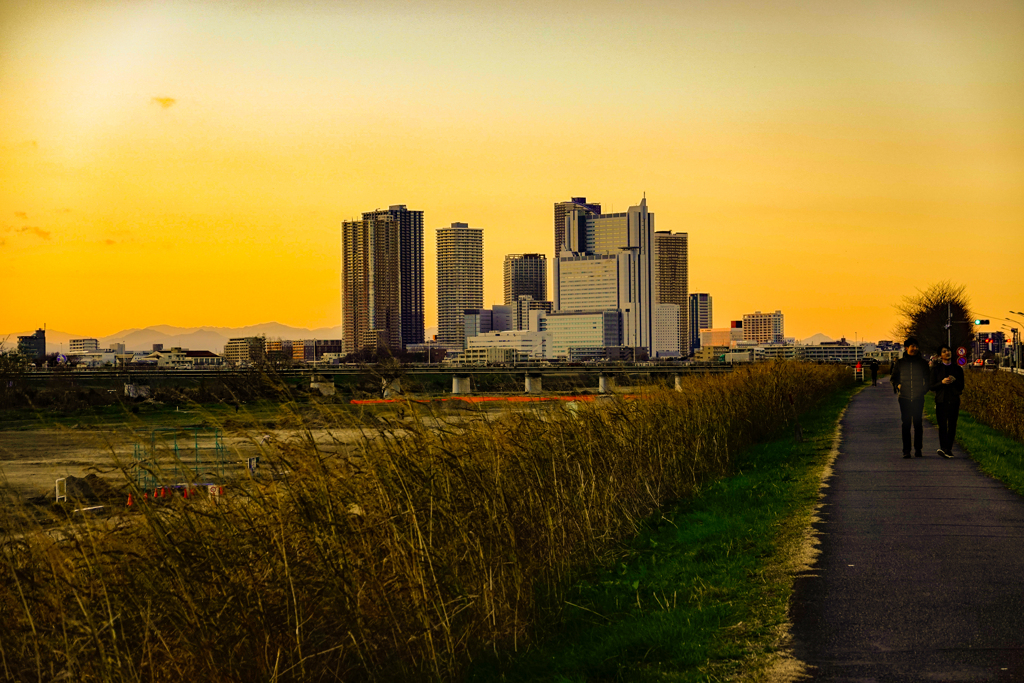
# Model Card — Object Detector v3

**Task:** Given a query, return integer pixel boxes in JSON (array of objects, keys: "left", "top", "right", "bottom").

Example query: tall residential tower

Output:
[
  {"left": 503, "top": 253, "right": 547, "bottom": 305},
  {"left": 437, "top": 222, "right": 483, "bottom": 350},
  {"left": 654, "top": 231, "right": 689, "bottom": 356},
  {"left": 359, "top": 205, "right": 424, "bottom": 348},
  {"left": 341, "top": 213, "right": 402, "bottom": 353}
]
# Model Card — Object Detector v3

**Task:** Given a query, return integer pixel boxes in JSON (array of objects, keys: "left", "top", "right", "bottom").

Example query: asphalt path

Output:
[{"left": 790, "top": 378, "right": 1024, "bottom": 681}]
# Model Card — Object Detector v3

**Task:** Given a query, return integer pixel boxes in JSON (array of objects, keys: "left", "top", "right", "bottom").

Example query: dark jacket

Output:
[
  {"left": 931, "top": 361, "right": 965, "bottom": 404},
  {"left": 892, "top": 352, "right": 931, "bottom": 401}
]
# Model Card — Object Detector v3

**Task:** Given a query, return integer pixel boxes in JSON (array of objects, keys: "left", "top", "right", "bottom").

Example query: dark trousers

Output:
[
  {"left": 936, "top": 400, "right": 960, "bottom": 452},
  {"left": 899, "top": 396, "right": 924, "bottom": 454}
]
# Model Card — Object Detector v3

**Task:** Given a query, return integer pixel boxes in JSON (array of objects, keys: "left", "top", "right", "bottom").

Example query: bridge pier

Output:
[
  {"left": 452, "top": 375, "right": 471, "bottom": 394},
  {"left": 674, "top": 374, "right": 684, "bottom": 392},
  {"left": 524, "top": 374, "right": 543, "bottom": 394},
  {"left": 598, "top": 374, "right": 614, "bottom": 394}
]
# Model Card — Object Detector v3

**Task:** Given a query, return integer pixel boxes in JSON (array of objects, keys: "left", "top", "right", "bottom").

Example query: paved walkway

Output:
[{"left": 790, "top": 379, "right": 1024, "bottom": 681}]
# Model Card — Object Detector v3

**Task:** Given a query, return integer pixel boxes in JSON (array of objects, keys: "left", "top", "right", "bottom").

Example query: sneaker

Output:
[
  {"left": 939, "top": 449, "right": 954, "bottom": 459},
  {"left": 903, "top": 453, "right": 912, "bottom": 459},
  {"left": 915, "top": 450, "right": 923, "bottom": 458},
  {"left": 937, "top": 448, "right": 944, "bottom": 457}
]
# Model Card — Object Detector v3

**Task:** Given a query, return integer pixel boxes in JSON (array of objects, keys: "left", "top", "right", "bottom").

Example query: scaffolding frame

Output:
[{"left": 132, "top": 427, "right": 227, "bottom": 489}]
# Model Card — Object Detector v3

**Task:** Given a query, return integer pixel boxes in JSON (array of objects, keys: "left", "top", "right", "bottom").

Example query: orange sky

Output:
[{"left": 2, "top": 0, "right": 1022, "bottom": 342}]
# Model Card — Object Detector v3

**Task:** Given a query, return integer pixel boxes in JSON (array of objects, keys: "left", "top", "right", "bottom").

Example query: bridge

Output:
[{"left": 12, "top": 362, "right": 735, "bottom": 395}]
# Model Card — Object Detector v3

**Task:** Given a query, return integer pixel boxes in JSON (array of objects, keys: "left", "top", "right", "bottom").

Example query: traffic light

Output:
[{"left": 974, "top": 319, "right": 990, "bottom": 325}]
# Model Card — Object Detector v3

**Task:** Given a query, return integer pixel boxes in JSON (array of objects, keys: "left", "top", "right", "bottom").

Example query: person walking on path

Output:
[
  {"left": 931, "top": 344, "right": 964, "bottom": 458},
  {"left": 869, "top": 358, "right": 879, "bottom": 386},
  {"left": 890, "top": 336, "right": 930, "bottom": 458}
]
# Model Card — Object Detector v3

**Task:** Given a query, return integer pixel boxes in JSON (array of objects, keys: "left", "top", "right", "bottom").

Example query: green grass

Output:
[
  {"left": 924, "top": 394, "right": 1024, "bottom": 496},
  {"left": 469, "top": 384, "right": 860, "bottom": 682}
]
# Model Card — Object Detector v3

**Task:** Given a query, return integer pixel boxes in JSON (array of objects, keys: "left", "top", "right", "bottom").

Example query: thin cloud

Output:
[
  {"left": 18, "top": 227, "right": 51, "bottom": 240},
  {"left": 152, "top": 97, "right": 177, "bottom": 109},
  {"left": 14, "top": 212, "right": 27, "bottom": 219}
]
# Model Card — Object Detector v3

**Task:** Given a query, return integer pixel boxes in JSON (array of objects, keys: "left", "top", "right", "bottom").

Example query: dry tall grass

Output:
[
  {"left": 962, "top": 370, "right": 1024, "bottom": 442},
  {"left": 0, "top": 362, "right": 850, "bottom": 682}
]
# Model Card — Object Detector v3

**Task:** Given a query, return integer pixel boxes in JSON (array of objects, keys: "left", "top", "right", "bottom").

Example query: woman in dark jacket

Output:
[{"left": 931, "top": 344, "right": 965, "bottom": 458}]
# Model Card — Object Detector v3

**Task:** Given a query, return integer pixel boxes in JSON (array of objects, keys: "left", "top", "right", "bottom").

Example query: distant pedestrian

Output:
[
  {"left": 870, "top": 359, "right": 879, "bottom": 386},
  {"left": 931, "top": 344, "right": 964, "bottom": 458},
  {"left": 891, "top": 336, "right": 931, "bottom": 458}
]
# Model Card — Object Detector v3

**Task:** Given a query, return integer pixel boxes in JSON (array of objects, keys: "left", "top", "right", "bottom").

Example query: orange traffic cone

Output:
[
  {"left": 126, "top": 493, "right": 134, "bottom": 507},
  {"left": 183, "top": 487, "right": 189, "bottom": 500}
]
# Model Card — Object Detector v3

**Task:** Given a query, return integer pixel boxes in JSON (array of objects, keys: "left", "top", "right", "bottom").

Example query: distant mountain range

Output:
[{"left": 2, "top": 323, "right": 344, "bottom": 355}]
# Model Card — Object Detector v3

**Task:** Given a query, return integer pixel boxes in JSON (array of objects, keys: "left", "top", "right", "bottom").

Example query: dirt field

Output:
[
  {"left": 0, "top": 421, "right": 384, "bottom": 501},
  {"left": 0, "top": 399, "right": 545, "bottom": 501}
]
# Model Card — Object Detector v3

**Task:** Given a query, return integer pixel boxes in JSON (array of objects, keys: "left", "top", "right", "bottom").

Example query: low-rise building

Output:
[
  {"left": 184, "top": 350, "right": 224, "bottom": 368},
  {"left": 17, "top": 329, "right": 46, "bottom": 360},
  {"left": 224, "top": 337, "right": 264, "bottom": 366},
  {"left": 700, "top": 322, "right": 744, "bottom": 347},
  {"left": 69, "top": 338, "right": 99, "bottom": 354},
  {"left": 460, "top": 347, "right": 528, "bottom": 365},
  {"left": 797, "top": 340, "right": 866, "bottom": 364}
]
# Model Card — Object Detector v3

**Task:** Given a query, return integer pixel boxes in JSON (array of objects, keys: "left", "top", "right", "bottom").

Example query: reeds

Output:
[
  {"left": 0, "top": 362, "right": 850, "bottom": 681},
  {"left": 961, "top": 369, "right": 1024, "bottom": 442}
]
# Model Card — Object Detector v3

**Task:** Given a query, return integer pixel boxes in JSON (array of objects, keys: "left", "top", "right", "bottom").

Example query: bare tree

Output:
[{"left": 893, "top": 281, "right": 975, "bottom": 356}]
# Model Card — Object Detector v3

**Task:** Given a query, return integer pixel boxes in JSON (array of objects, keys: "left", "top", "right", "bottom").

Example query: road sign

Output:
[
  {"left": 957, "top": 347, "right": 967, "bottom": 357},
  {"left": 957, "top": 356, "right": 968, "bottom": 367}
]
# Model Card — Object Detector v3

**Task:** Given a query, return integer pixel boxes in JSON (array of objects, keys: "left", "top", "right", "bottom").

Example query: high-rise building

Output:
[
  {"left": 17, "top": 329, "right": 46, "bottom": 360},
  {"left": 743, "top": 310, "right": 785, "bottom": 344},
  {"left": 359, "top": 205, "right": 424, "bottom": 348},
  {"left": 554, "top": 197, "right": 601, "bottom": 255},
  {"left": 654, "top": 231, "right": 688, "bottom": 356},
  {"left": 341, "top": 212, "right": 401, "bottom": 353},
  {"left": 437, "top": 222, "right": 483, "bottom": 350},
  {"left": 513, "top": 295, "right": 552, "bottom": 331},
  {"left": 503, "top": 253, "right": 547, "bottom": 305},
  {"left": 69, "top": 338, "right": 99, "bottom": 354},
  {"left": 689, "top": 293, "right": 713, "bottom": 354},
  {"left": 554, "top": 197, "right": 656, "bottom": 352}
]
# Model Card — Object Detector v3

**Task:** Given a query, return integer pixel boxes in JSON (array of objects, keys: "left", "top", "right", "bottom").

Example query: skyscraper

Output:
[
  {"left": 689, "top": 293, "right": 713, "bottom": 354},
  {"left": 503, "top": 253, "right": 547, "bottom": 305},
  {"left": 553, "top": 197, "right": 656, "bottom": 351},
  {"left": 341, "top": 213, "right": 401, "bottom": 353},
  {"left": 437, "top": 222, "right": 483, "bottom": 350},
  {"left": 360, "top": 205, "right": 424, "bottom": 348},
  {"left": 654, "top": 231, "right": 689, "bottom": 356},
  {"left": 554, "top": 197, "right": 601, "bottom": 255}
]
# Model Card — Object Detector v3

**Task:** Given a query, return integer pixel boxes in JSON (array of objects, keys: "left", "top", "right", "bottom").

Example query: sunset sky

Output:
[{"left": 2, "top": 0, "right": 1022, "bottom": 343}]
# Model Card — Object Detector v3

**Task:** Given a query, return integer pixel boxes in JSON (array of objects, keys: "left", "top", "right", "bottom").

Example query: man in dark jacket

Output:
[
  {"left": 891, "top": 336, "right": 931, "bottom": 458},
  {"left": 931, "top": 344, "right": 965, "bottom": 458}
]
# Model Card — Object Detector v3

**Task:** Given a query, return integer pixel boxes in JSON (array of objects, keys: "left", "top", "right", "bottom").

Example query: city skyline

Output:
[{"left": 2, "top": 1, "right": 1022, "bottom": 342}]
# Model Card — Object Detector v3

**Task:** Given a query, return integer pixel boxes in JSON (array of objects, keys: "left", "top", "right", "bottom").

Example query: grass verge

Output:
[
  {"left": 924, "top": 394, "right": 1024, "bottom": 496},
  {"left": 468, "top": 383, "right": 861, "bottom": 682}
]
